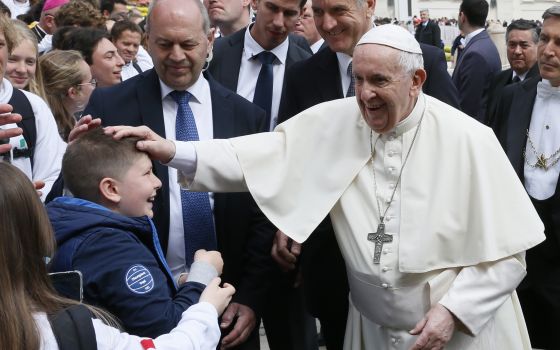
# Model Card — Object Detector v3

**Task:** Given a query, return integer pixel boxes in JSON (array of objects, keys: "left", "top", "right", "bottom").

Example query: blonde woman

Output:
[
  {"left": 6, "top": 20, "right": 41, "bottom": 94},
  {"left": 37, "top": 50, "right": 95, "bottom": 141}
]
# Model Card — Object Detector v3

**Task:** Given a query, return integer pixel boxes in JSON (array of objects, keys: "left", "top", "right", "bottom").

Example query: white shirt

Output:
[
  {"left": 121, "top": 47, "right": 154, "bottom": 81},
  {"left": 236, "top": 25, "right": 289, "bottom": 130},
  {"left": 0, "top": 78, "right": 66, "bottom": 201},
  {"left": 524, "top": 79, "right": 560, "bottom": 200},
  {"left": 310, "top": 39, "right": 325, "bottom": 54},
  {"left": 35, "top": 302, "right": 220, "bottom": 349},
  {"left": 512, "top": 70, "right": 528, "bottom": 82},
  {"left": 5, "top": 0, "right": 29, "bottom": 19},
  {"left": 336, "top": 52, "right": 352, "bottom": 97},
  {"left": 464, "top": 28, "right": 485, "bottom": 47},
  {"left": 159, "top": 75, "right": 215, "bottom": 279}
]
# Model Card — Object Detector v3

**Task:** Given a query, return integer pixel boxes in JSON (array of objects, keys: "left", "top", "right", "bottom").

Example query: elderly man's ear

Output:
[{"left": 411, "top": 68, "right": 427, "bottom": 94}]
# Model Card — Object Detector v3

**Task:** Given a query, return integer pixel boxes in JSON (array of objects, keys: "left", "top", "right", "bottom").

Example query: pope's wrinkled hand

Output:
[
  {"left": 409, "top": 303, "right": 456, "bottom": 350},
  {"left": 107, "top": 125, "right": 176, "bottom": 163}
]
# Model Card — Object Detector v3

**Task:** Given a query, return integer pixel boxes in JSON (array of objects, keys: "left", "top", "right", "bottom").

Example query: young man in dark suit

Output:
[
  {"left": 85, "top": 0, "right": 275, "bottom": 348},
  {"left": 452, "top": 0, "right": 501, "bottom": 122},
  {"left": 492, "top": 7, "right": 560, "bottom": 350},
  {"left": 207, "top": 0, "right": 311, "bottom": 131}
]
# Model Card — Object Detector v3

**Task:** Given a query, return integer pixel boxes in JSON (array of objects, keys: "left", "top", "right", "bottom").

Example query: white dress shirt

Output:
[
  {"left": 236, "top": 25, "right": 289, "bottom": 130},
  {"left": 310, "top": 39, "right": 325, "bottom": 54},
  {"left": 464, "top": 28, "right": 485, "bottom": 47},
  {"left": 524, "top": 79, "right": 560, "bottom": 200},
  {"left": 336, "top": 52, "right": 352, "bottom": 97},
  {"left": 121, "top": 47, "right": 154, "bottom": 81},
  {"left": 159, "top": 75, "right": 215, "bottom": 279}
]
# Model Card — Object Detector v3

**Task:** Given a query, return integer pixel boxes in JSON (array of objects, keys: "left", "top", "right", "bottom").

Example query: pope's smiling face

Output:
[{"left": 353, "top": 44, "right": 424, "bottom": 134}]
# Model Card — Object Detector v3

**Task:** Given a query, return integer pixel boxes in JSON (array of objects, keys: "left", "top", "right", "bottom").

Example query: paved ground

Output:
[{"left": 257, "top": 322, "right": 327, "bottom": 350}]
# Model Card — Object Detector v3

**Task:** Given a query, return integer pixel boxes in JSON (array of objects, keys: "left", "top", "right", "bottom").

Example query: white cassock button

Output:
[
  {"left": 385, "top": 215, "right": 392, "bottom": 221},
  {"left": 387, "top": 151, "right": 394, "bottom": 157},
  {"left": 388, "top": 183, "right": 395, "bottom": 189},
  {"left": 383, "top": 249, "right": 389, "bottom": 254},
  {"left": 382, "top": 283, "right": 389, "bottom": 288},
  {"left": 387, "top": 166, "right": 394, "bottom": 173},
  {"left": 382, "top": 266, "right": 389, "bottom": 272}
]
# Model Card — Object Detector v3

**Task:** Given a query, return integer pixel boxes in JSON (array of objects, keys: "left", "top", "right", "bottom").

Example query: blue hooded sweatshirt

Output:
[{"left": 47, "top": 197, "right": 206, "bottom": 338}]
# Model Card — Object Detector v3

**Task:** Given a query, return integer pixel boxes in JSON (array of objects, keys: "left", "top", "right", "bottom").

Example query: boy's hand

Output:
[
  {"left": 200, "top": 277, "right": 235, "bottom": 315},
  {"left": 68, "top": 115, "right": 102, "bottom": 143},
  {"left": 194, "top": 249, "right": 224, "bottom": 275}
]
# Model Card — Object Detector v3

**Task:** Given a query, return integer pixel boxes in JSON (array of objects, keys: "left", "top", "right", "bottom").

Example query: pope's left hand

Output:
[
  {"left": 220, "top": 302, "right": 257, "bottom": 349},
  {"left": 409, "top": 303, "right": 456, "bottom": 350}
]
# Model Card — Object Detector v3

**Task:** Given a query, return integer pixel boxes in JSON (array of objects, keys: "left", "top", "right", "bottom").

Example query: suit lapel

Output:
[
  {"left": 317, "top": 48, "right": 344, "bottom": 100},
  {"left": 136, "top": 70, "right": 170, "bottom": 237},
  {"left": 455, "top": 30, "right": 487, "bottom": 72},
  {"left": 222, "top": 31, "right": 244, "bottom": 91},
  {"left": 506, "top": 77, "right": 540, "bottom": 177}
]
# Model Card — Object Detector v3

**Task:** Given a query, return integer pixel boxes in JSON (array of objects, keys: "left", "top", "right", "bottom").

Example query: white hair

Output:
[{"left": 397, "top": 51, "right": 424, "bottom": 76}]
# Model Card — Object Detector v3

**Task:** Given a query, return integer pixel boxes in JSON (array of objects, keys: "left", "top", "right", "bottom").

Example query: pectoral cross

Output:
[{"left": 367, "top": 223, "right": 393, "bottom": 264}]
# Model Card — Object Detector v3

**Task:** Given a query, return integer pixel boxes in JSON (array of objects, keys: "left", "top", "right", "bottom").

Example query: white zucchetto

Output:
[{"left": 357, "top": 24, "right": 422, "bottom": 54}]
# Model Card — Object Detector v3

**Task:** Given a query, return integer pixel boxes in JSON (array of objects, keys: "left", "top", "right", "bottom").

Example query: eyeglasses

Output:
[{"left": 77, "top": 79, "right": 97, "bottom": 88}]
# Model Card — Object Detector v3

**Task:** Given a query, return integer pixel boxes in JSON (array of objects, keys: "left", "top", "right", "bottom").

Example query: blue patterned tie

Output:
[
  {"left": 253, "top": 51, "right": 276, "bottom": 129},
  {"left": 170, "top": 90, "right": 216, "bottom": 267},
  {"left": 346, "top": 61, "right": 355, "bottom": 97}
]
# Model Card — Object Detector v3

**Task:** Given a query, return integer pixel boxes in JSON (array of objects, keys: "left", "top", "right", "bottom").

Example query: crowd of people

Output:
[{"left": 0, "top": 0, "right": 559, "bottom": 349}]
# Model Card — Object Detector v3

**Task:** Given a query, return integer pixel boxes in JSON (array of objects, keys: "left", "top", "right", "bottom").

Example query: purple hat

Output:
[{"left": 42, "top": 0, "right": 70, "bottom": 12}]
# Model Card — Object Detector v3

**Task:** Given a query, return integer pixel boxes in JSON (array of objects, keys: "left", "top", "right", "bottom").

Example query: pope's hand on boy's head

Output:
[{"left": 107, "top": 125, "right": 176, "bottom": 163}]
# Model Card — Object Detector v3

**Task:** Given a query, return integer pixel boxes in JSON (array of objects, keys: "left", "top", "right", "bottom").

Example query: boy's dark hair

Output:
[
  {"left": 110, "top": 19, "right": 142, "bottom": 41},
  {"left": 460, "top": 0, "right": 488, "bottom": 28},
  {"left": 62, "top": 128, "right": 144, "bottom": 203},
  {"left": 56, "top": 27, "right": 110, "bottom": 65}
]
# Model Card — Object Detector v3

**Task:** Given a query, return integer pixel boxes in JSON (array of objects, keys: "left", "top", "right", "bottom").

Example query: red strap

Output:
[{"left": 140, "top": 339, "right": 156, "bottom": 350}]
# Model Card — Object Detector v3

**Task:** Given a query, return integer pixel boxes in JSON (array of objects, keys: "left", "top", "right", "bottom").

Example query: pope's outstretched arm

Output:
[{"left": 109, "top": 125, "right": 248, "bottom": 192}]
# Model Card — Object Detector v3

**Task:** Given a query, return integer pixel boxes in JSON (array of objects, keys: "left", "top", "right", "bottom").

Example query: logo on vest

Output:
[{"left": 125, "top": 265, "right": 154, "bottom": 294}]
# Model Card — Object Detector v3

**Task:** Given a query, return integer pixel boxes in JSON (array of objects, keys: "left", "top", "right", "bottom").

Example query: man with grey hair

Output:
[
  {"left": 492, "top": 6, "right": 560, "bottom": 349},
  {"left": 415, "top": 8, "right": 442, "bottom": 48},
  {"left": 486, "top": 19, "right": 540, "bottom": 124},
  {"left": 111, "top": 24, "right": 543, "bottom": 350},
  {"left": 84, "top": 0, "right": 277, "bottom": 347}
]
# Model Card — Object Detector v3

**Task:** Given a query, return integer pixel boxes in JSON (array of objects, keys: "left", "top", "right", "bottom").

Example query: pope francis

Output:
[{"left": 110, "top": 25, "right": 545, "bottom": 350}]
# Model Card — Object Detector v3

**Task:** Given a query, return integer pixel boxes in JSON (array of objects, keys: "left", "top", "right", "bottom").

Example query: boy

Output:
[{"left": 47, "top": 128, "right": 223, "bottom": 338}]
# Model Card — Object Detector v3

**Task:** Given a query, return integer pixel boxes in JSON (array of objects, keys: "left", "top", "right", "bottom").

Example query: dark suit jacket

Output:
[
  {"left": 492, "top": 76, "right": 560, "bottom": 348},
  {"left": 279, "top": 45, "right": 459, "bottom": 123},
  {"left": 208, "top": 27, "right": 312, "bottom": 104},
  {"left": 84, "top": 69, "right": 275, "bottom": 316},
  {"left": 452, "top": 30, "right": 501, "bottom": 122},
  {"left": 485, "top": 63, "right": 539, "bottom": 127},
  {"left": 415, "top": 20, "right": 441, "bottom": 47}
]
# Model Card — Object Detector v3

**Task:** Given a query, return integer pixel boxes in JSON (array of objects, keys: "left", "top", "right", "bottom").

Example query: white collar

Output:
[
  {"left": 336, "top": 52, "right": 352, "bottom": 76},
  {"left": 464, "top": 28, "right": 485, "bottom": 46},
  {"left": 512, "top": 70, "right": 528, "bottom": 82},
  {"left": 159, "top": 73, "right": 209, "bottom": 105},
  {"left": 243, "top": 24, "right": 289, "bottom": 65}
]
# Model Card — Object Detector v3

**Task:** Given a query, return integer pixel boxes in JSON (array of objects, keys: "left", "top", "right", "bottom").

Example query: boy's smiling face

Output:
[{"left": 114, "top": 154, "right": 162, "bottom": 218}]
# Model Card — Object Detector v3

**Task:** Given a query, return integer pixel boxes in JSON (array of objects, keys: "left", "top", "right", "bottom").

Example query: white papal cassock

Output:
[{"left": 169, "top": 94, "right": 545, "bottom": 350}]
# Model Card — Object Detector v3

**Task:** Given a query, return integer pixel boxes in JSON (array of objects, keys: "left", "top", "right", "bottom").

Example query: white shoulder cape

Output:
[{"left": 192, "top": 95, "right": 545, "bottom": 272}]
